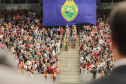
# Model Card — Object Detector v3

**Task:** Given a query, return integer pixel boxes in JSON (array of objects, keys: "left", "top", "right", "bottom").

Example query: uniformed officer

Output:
[
  {"left": 65, "top": 37, "right": 69, "bottom": 51},
  {"left": 72, "top": 34, "right": 77, "bottom": 48}
]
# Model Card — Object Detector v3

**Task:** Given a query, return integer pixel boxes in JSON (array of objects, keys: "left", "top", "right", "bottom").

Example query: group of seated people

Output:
[
  {"left": 80, "top": 10, "right": 114, "bottom": 77},
  {"left": 0, "top": 9, "right": 66, "bottom": 75}
]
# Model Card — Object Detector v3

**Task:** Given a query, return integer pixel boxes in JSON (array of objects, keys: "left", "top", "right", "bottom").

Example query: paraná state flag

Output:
[{"left": 43, "top": 0, "right": 96, "bottom": 26}]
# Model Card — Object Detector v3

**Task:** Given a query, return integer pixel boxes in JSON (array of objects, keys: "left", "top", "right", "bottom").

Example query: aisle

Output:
[{"left": 59, "top": 36, "right": 80, "bottom": 84}]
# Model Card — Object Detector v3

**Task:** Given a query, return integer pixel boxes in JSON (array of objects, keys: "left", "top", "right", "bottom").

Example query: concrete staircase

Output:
[{"left": 59, "top": 37, "right": 80, "bottom": 84}]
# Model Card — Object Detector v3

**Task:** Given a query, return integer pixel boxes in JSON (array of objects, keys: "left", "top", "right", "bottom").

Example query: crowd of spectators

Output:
[
  {"left": 0, "top": 9, "right": 64, "bottom": 75},
  {"left": 80, "top": 10, "right": 114, "bottom": 78},
  {"left": 0, "top": 9, "right": 114, "bottom": 79}
]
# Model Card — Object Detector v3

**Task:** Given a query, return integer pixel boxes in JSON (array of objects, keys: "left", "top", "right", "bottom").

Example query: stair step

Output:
[
  {"left": 60, "top": 68, "right": 69, "bottom": 72},
  {"left": 60, "top": 59, "right": 79, "bottom": 62},
  {"left": 61, "top": 52, "right": 69, "bottom": 55},
  {"left": 60, "top": 56, "right": 79, "bottom": 59},
  {"left": 70, "top": 75, "right": 80, "bottom": 79},
  {"left": 70, "top": 69, "right": 80, "bottom": 72},
  {"left": 59, "top": 78, "right": 80, "bottom": 83},
  {"left": 60, "top": 75, "right": 80, "bottom": 79},
  {"left": 60, "top": 55, "right": 79, "bottom": 58},
  {"left": 60, "top": 62, "right": 80, "bottom": 66},
  {"left": 60, "top": 61, "right": 80, "bottom": 64},
  {"left": 59, "top": 76, "right": 69, "bottom": 79},
  {"left": 60, "top": 71, "right": 80, "bottom": 74},
  {"left": 60, "top": 67, "right": 79, "bottom": 72},
  {"left": 60, "top": 64, "right": 69, "bottom": 67},
  {"left": 70, "top": 64, "right": 80, "bottom": 67},
  {"left": 59, "top": 78, "right": 69, "bottom": 83},
  {"left": 70, "top": 67, "right": 80, "bottom": 70},
  {"left": 60, "top": 60, "right": 69, "bottom": 63},
  {"left": 60, "top": 72, "right": 69, "bottom": 76},
  {"left": 69, "top": 51, "right": 79, "bottom": 53}
]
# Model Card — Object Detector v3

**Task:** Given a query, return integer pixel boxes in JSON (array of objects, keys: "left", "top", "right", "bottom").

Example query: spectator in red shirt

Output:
[
  {"left": 86, "top": 61, "right": 90, "bottom": 70},
  {"left": 48, "top": 65, "right": 53, "bottom": 74},
  {"left": 16, "top": 27, "right": 20, "bottom": 35},
  {"left": 38, "top": 23, "right": 42, "bottom": 29},
  {"left": 60, "top": 27, "right": 64, "bottom": 38},
  {"left": 16, "top": 13, "right": 21, "bottom": 20},
  {"left": 25, "top": 43, "right": 30, "bottom": 49}
]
